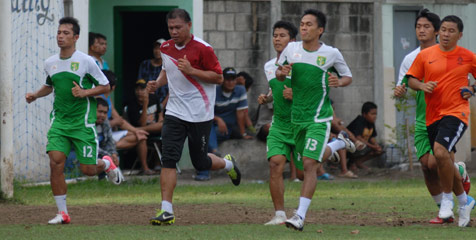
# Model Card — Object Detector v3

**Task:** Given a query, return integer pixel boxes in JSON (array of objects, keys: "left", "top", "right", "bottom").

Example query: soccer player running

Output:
[
  {"left": 394, "top": 9, "right": 471, "bottom": 224},
  {"left": 147, "top": 9, "right": 241, "bottom": 226},
  {"left": 276, "top": 9, "right": 353, "bottom": 231},
  {"left": 262, "top": 20, "right": 354, "bottom": 226},
  {"left": 25, "top": 17, "right": 123, "bottom": 224},
  {"left": 406, "top": 15, "right": 476, "bottom": 227}
]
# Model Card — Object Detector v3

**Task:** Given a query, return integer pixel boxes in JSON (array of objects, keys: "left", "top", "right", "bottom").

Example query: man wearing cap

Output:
[
  {"left": 209, "top": 67, "right": 252, "bottom": 154},
  {"left": 138, "top": 38, "right": 168, "bottom": 106}
]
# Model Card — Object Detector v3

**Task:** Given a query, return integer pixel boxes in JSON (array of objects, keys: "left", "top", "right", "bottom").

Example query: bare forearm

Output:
[
  {"left": 190, "top": 68, "right": 223, "bottom": 84},
  {"left": 34, "top": 85, "right": 53, "bottom": 98},
  {"left": 408, "top": 77, "right": 423, "bottom": 91},
  {"left": 236, "top": 109, "right": 247, "bottom": 135},
  {"left": 339, "top": 76, "right": 352, "bottom": 87},
  {"left": 83, "top": 84, "right": 110, "bottom": 97},
  {"left": 138, "top": 106, "right": 148, "bottom": 126},
  {"left": 156, "top": 70, "right": 168, "bottom": 88}
]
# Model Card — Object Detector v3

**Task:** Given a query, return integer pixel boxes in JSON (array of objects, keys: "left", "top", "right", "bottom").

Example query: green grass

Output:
[{"left": 2, "top": 178, "right": 476, "bottom": 239}]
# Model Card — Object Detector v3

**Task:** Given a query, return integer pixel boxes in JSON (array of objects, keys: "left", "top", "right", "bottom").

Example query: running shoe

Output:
[
  {"left": 103, "top": 156, "right": 123, "bottom": 185},
  {"left": 438, "top": 198, "right": 454, "bottom": 220},
  {"left": 338, "top": 131, "right": 356, "bottom": 153},
  {"left": 225, "top": 154, "right": 241, "bottom": 186},
  {"left": 285, "top": 214, "right": 304, "bottom": 231},
  {"left": 48, "top": 211, "right": 71, "bottom": 225},
  {"left": 264, "top": 214, "right": 287, "bottom": 225},
  {"left": 150, "top": 209, "right": 175, "bottom": 226},
  {"left": 429, "top": 216, "right": 454, "bottom": 224},
  {"left": 458, "top": 195, "right": 475, "bottom": 227},
  {"left": 328, "top": 151, "right": 340, "bottom": 163}
]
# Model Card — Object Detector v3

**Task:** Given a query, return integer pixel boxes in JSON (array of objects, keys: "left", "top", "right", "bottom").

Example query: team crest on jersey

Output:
[
  {"left": 70, "top": 62, "right": 79, "bottom": 71},
  {"left": 317, "top": 56, "right": 326, "bottom": 66}
]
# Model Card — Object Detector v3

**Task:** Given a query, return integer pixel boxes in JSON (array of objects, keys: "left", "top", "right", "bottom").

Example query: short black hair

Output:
[
  {"left": 273, "top": 20, "right": 298, "bottom": 39},
  {"left": 88, "top": 32, "right": 96, "bottom": 48},
  {"left": 59, "top": 17, "right": 80, "bottom": 35},
  {"left": 167, "top": 8, "right": 191, "bottom": 23},
  {"left": 102, "top": 70, "right": 116, "bottom": 89},
  {"left": 237, "top": 71, "right": 254, "bottom": 90},
  {"left": 362, "top": 101, "right": 377, "bottom": 115},
  {"left": 415, "top": 9, "right": 440, "bottom": 32},
  {"left": 441, "top": 15, "right": 464, "bottom": 32},
  {"left": 302, "top": 9, "right": 326, "bottom": 37},
  {"left": 97, "top": 97, "right": 109, "bottom": 109}
]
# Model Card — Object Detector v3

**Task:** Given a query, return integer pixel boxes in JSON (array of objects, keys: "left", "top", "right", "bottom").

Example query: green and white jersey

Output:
[
  {"left": 397, "top": 47, "right": 426, "bottom": 126},
  {"left": 44, "top": 50, "right": 108, "bottom": 129},
  {"left": 277, "top": 42, "right": 352, "bottom": 124},
  {"left": 264, "top": 57, "right": 292, "bottom": 129}
]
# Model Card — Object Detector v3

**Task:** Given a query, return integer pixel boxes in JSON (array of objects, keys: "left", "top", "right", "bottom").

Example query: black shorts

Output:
[
  {"left": 161, "top": 115, "right": 213, "bottom": 170},
  {"left": 427, "top": 116, "right": 467, "bottom": 153}
]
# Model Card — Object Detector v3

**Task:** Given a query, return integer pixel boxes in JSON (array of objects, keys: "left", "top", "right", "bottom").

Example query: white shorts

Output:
[{"left": 112, "top": 130, "right": 128, "bottom": 142}]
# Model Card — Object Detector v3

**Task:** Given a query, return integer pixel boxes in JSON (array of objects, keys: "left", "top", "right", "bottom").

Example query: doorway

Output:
[{"left": 113, "top": 6, "right": 175, "bottom": 110}]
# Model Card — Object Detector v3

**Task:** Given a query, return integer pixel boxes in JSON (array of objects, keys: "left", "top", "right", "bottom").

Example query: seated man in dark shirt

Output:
[
  {"left": 123, "top": 80, "right": 164, "bottom": 174},
  {"left": 347, "top": 101, "right": 384, "bottom": 171}
]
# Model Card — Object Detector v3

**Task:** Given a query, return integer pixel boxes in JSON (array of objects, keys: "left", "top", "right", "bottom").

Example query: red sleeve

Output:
[
  {"left": 406, "top": 52, "right": 425, "bottom": 80},
  {"left": 201, "top": 46, "right": 222, "bottom": 75}
]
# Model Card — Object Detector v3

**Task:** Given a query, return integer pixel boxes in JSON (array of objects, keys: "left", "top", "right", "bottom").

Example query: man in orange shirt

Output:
[{"left": 407, "top": 15, "right": 476, "bottom": 227}]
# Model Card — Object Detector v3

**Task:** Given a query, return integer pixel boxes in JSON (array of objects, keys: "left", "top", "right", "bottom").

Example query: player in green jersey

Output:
[
  {"left": 276, "top": 9, "right": 354, "bottom": 231},
  {"left": 25, "top": 17, "right": 122, "bottom": 225}
]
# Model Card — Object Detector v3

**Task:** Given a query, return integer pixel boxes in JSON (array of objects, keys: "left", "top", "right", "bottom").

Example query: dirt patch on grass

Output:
[{"left": 0, "top": 203, "right": 458, "bottom": 227}]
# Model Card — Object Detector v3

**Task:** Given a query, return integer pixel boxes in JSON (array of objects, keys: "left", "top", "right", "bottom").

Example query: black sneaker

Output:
[
  {"left": 150, "top": 210, "right": 175, "bottom": 225},
  {"left": 225, "top": 154, "right": 241, "bottom": 186}
]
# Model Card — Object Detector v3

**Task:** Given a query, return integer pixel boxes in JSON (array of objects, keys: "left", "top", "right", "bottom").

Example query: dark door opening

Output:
[{"left": 114, "top": 6, "right": 174, "bottom": 111}]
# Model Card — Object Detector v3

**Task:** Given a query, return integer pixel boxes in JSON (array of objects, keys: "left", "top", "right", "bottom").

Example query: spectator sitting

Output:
[
  {"left": 236, "top": 71, "right": 257, "bottom": 135},
  {"left": 137, "top": 38, "right": 168, "bottom": 107},
  {"left": 88, "top": 32, "right": 109, "bottom": 70},
  {"left": 347, "top": 101, "right": 384, "bottom": 171}
]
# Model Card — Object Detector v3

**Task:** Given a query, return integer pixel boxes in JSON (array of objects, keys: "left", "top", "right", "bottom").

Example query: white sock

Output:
[
  {"left": 103, "top": 158, "right": 111, "bottom": 171},
  {"left": 296, "top": 197, "right": 312, "bottom": 220},
  {"left": 457, "top": 192, "right": 468, "bottom": 206},
  {"left": 432, "top": 193, "right": 443, "bottom": 205},
  {"left": 442, "top": 192, "right": 453, "bottom": 202},
  {"left": 328, "top": 140, "right": 345, "bottom": 154},
  {"left": 276, "top": 210, "right": 286, "bottom": 218},
  {"left": 161, "top": 200, "right": 173, "bottom": 214},
  {"left": 54, "top": 195, "right": 67, "bottom": 214},
  {"left": 224, "top": 158, "right": 233, "bottom": 171}
]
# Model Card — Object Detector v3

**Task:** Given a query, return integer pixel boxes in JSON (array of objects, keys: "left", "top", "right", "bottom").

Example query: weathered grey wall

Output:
[{"left": 204, "top": 0, "right": 374, "bottom": 125}]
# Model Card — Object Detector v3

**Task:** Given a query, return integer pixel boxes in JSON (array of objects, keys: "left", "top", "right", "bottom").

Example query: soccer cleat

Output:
[
  {"left": 150, "top": 210, "right": 175, "bottom": 226},
  {"left": 285, "top": 214, "right": 304, "bottom": 231},
  {"left": 103, "top": 156, "right": 123, "bottom": 185},
  {"left": 458, "top": 195, "right": 475, "bottom": 227},
  {"left": 456, "top": 162, "right": 471, "bottom": 194},
  {"left": 429, "top": 216, "right": 454, "bottom": 224},
  {"left": 48, "top": 211, "right": 71, "bottom": 225},
  {"left": 337, "top": 131, "right": 356, "bottom": 153},
  {"left": 225, "top": 154, "right": 241, "bottom": 186},
  {"left": 264, "top": 215, "right": 287, "bottom": 225},
  {"left": 438, "top": 198, "right": 454, "bottom": 220}
]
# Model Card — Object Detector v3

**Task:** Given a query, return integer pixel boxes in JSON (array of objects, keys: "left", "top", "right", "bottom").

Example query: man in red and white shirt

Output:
[{"left": 147, "top": 8, "right": 241, "bottom": 226}]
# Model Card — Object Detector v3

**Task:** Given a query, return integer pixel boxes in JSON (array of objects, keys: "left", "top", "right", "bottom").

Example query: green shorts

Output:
[
  {"left": 414, "top": 121, "right": 432, "bottom": 160},
  {"left": 266, "top": 125, "right": 301, "bottom": 170},
  {"left": 47, "top": 126, "right": 98, "bottom": 165},
  {"left": 294, "top": 121, "right": 331, "bottom": 163}
]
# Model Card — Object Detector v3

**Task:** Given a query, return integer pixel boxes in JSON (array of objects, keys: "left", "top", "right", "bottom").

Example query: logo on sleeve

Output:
[
  {"left": 317, "top": 56, "right": 327, "bottom": 66},
  {"left": 70, "top": 62, "right": 79, "bottom": 71}
]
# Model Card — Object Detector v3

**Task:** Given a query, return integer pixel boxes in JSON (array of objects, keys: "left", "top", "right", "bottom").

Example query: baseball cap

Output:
[
  {"left": 136, "top": 79, "right": 147, "bottom": 88},
  {"left": 223, "top": 67, "right": 237, "bottom": 79},
  {"left": 153, "top": 38, "right": 167, "bottom": 47}
]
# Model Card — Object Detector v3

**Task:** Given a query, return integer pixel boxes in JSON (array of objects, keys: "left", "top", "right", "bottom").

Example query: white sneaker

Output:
[
  {"left": 438, "top": 198, "right": 454, "bottom": 219},
  {"left": 458, "top": 196, "right": 475, "bottom": 227},
  {"left": 48, "top": 211, "right": 70, "bottom": 224},
  {"left": 338, "top": 131, "right": 356, "bottom": 153},
  {"left": 285, "top": 214, "right": 304, "bottom": 231},
  {"left": 265, "top": 215, "right": 287, "bottom": 225},
  {"left": 103, "top": 156, "right": 123, "bottom": 185}
]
